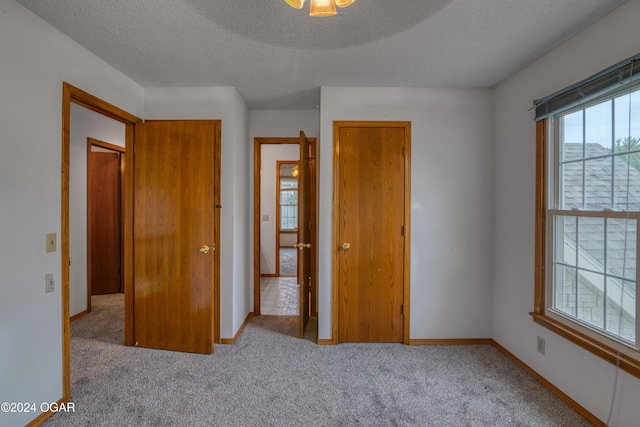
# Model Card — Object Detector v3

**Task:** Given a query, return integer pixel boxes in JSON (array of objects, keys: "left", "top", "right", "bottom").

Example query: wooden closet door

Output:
[
  {"left": 89, "top": 151, "right": 120, "bottom": 295},
  {"left": 336, "top": 124, "right": 409, "bottom": 343}
]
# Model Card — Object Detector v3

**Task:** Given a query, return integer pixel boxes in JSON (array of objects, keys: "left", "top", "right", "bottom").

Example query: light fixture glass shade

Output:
[
  {"left": 309, "top": 0, "right": 337, "bottom": 16},
  {"left": 335, "top": 0, "right": 355, "bottom": 7},
  {"left": 285, "top": 0, "right": 305, "bottom": 9}
]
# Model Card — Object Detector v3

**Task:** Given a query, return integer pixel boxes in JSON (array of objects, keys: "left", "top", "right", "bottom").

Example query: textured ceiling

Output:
[{"left": 15, "top": 0, "right": 629, "bottom": 109}]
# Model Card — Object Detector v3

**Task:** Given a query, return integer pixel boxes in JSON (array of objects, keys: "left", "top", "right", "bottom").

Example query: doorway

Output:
[
  {"left": 68, "top": 105, "right": 126, "bottom": 321},
  {"left": 62, "top": 84, "right": 222, "bottom": 403},
  {"left": 260, "top": 159, "right": 300, "bottom": 317},
  {"left": 87, "top": 138, "right": 124, "bottom": 303},
  {"left": 253, "top": 136, "right": 318, "bottom": 331},
  {"left": 332, "top": 121, "right": 411, "bottom": 344},
  {"left": 61, "top": 82, "right": 141, "bottom": 401}
]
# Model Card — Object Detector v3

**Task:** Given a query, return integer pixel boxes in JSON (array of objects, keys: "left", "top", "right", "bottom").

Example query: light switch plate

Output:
[
  {"left": 262, "top": 214, "right": 269, "bottom": 221},
  {"left": 46, "top": 233, "right": 57, "bottom": 253},
  {"left": 45, "top": 273, "right": 55, "bottom": 293}
]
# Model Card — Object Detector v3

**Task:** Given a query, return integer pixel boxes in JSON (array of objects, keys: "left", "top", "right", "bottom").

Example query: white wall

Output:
[
  {"left": 0, "top": 1, "right": 143, "bottom": 426},
  {"left": 319, "top": 87, "right": 495, "bottom": 340},
  {"left": 231, "top": 90, "right": 251, "bottom": 334},
  {"left": 493, "top": 2, "right": 640, "bottom": 425},
  {"left": 143, "top": 86, "right": 250, "bottom": 338},
  {"left": 250, "top": 110, "right": 320, "bottom": 139},
  {"left": 69, "top": 104, "right": 125, "bottom": 317},
  {"left": 260, "top": 144, "right": 299, "bottom": 274}
]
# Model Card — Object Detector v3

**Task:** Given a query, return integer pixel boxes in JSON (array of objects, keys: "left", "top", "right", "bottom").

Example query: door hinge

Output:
[
  {"left": 401, "top": 225, "right": 405, "bottom": 236},
  {"left": 402, "top": 146, "right": 406, "bottom": 157},
  {"left": 400, "top": 304, "right": 404, "bottom": 315}
]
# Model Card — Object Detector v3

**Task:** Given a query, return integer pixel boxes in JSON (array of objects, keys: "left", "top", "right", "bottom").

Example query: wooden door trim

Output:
[
  {"left": 253, "top": 137, "right": 317, "bottom": 317},
  {"left": 86, "top": 138, "right": 125, "bottom": 312},
  {"left": 88, "top": 137, "right": 125, "bottom": 153},
  {"left": 62, "top": 82, "right": 141, "bottom": 402},
  {"left": 213, "top": 122, "right": 221, "bottom": 344},
  {"left": 331, "top": 121, "right": 411, "bottom": 344}
]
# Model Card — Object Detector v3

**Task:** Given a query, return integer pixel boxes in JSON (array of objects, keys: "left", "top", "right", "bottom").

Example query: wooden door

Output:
[
  {"left": 297, "top": 131, "right": 311, "bottom": 337},
  {"left": 335, "top": 123, "right": 410, "bottom": 343},
  {"left": 88, "top": 151, "right": 120, "bottom": 295},
  {"left": 133, "top": 120, "right": 218, "bottom": 354}
]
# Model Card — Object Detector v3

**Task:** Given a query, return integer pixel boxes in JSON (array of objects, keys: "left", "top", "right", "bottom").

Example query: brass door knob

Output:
[
  {"left": 199, "top": 245, "right": 213, "bottom": 254},
  {"left": 342, "top": 242, "right": 351, "bottom": 251},
  {"left": 294, "top": 243, "right": 311, "bottom": 250}
]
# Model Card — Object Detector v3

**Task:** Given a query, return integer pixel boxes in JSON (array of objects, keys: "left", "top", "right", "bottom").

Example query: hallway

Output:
[{"left": 260, "top": 277, "right": 298, "bottom": 315}]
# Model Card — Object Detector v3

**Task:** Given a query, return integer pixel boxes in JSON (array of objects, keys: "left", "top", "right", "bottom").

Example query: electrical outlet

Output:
[
  {"left": 537, "top": 336, "right": 545, "bottom": 355},
  {"left": 46, "top": 233, "right": 57, "bottom": 253},
  {"left": 45, "top": 273, "right": 55, "bottom": 293}
]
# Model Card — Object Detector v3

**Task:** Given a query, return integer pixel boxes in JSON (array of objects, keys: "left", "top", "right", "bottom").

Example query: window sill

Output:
[{"left": 530, "top": 312, "right": 640, "bottom": 379}]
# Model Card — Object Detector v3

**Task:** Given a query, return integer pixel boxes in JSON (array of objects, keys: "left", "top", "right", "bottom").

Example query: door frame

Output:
[
  {"left": 331, "top": 121, "right": 411, "bottom": 344},
  {"left": 86, "top": 137, "right": 125, "bottom": 312},
  {"left": 62, "top": 82, "right": 141, "bottom": 402},
  {"left": 253, "top": 137, "right": 318, "bottom": 317}
]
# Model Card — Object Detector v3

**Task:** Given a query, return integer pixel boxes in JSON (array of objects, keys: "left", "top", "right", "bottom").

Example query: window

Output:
[
  {"left": 533, "top": 54, "right": 640, "bottom": 378},
  {"left": 280, "top": 178, "right": 298, "bottom": 230},
  {"left": 278, "top": 163, "right": 298, "bottom": 231}
]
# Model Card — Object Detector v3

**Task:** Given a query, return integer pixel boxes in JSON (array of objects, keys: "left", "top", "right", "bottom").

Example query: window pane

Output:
[
  {"left": 280, "top": 204, "right": 297, "bottom": 230},
  {"left": 615, "top": 93, "right": 632, "bottom": 151},
  {"left": 554, "top": 216, "right": 576, "bottom": 266},
  {"left": 614, "top": 89, "right": 640, "bottom": 153},
  {"left": 577, "top": 217, "right": 605, "bottom": 273},
  {"left": 605, "top": 278, "right": 636, "bottom": 343},
  {"left": 634, "top": 89, "right": 640, "bottom": 139},
  {"left": 633, "top": 89, "right": 640, "bottom": 142},
  {"left": 585, "top": 100, "right": 612, "bottom": 152},
  {"left": 554, "top": 264, "right": 577, "bottom": 317},
  {"left": 614, "top": 153, "right": 640, "bottom": 211},
  {"left": 280, "top": 190, "right": 298, "bottom": 206},
  {"left": 577, "top": 271, "right": 605, "bottom": 330},
  {"left": 606, "top": 218, "right": 637, "bottom": 280},
  {"left": 560, "top": 161, "right": 583, "bottom": 209},
  {"left": 281, "top": 178, "right": 298, "bottom": 189},
  {"left": 562, "top": 111, "right": 583, "bottom": 161},
  {"left": 584, "top": 158, "right": 612, "bottom": 209}
]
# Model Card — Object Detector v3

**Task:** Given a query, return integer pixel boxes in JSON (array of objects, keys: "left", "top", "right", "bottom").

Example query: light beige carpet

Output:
[{"left": 44, "top": 294, "right": 590, "bottom": 426}]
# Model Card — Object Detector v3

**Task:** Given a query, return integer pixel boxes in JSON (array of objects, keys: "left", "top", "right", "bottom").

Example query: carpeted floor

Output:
[{"left": 44, "top": 294, "right": 590, "bottom": 426}]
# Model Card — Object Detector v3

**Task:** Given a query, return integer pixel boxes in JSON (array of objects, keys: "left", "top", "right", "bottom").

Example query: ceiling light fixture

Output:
[{"left": 285, "top": 0, "right": 355, "bottom": 17}]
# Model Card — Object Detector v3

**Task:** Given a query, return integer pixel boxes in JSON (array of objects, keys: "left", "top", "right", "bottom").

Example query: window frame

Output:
[
  {"left": 276, "top": 161, "right": 299, "bottom": 232},
  {"left": 533, "top": 116, "right": 640, "bottom": 379}
]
